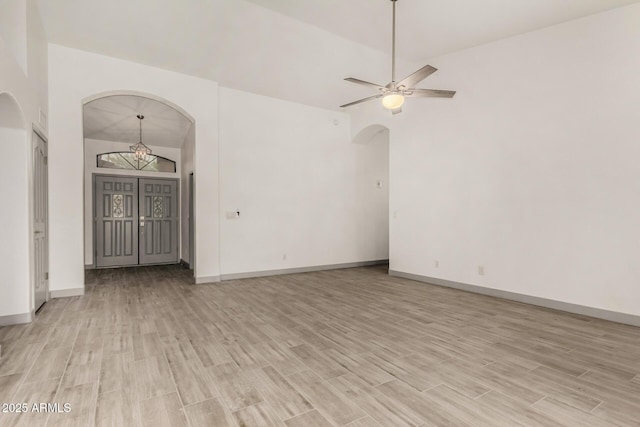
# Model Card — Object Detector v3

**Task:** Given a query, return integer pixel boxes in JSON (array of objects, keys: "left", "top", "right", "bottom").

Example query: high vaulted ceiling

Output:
[
  {"left": 83, "top": 95, "right": 192, "bottom": 148},
  {"left": 37, "top": 0, "right": 639, "bottom": 110},
  {"left": 246, "top": 0, "right": 640, "bottom": 61}
]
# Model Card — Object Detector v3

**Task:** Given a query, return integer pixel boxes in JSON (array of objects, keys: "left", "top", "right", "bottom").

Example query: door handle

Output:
[{"left": 139, "top": 216, "right": 145, "bottom": 226}]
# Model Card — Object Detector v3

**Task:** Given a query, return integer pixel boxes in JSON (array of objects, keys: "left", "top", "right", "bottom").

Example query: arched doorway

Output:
[
  {"left": 0, "top": 92, "right": 31, "bottom": 324},
  {"left": 353, "top": 124, "right": 390, "bottom": 263},
  {"left": 81, "top": 91, "right": 196, "bottom": 275}
]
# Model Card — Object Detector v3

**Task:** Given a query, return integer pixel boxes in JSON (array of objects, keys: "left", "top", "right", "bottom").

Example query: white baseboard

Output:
[
  {"left": 0, "top": 311, "right": 33, "bottom": 326},
  {"left": 195, "top": 275, "right": 221, "bottom": 284},
  {"left": 50, "top": 288, "right": 85, "bottom": 298},
  {"left": 389, "top": 270, "right": 640, "bottom": 328},
  {"left": 220, "top": 260, "right": 388, "bottom": 281}
]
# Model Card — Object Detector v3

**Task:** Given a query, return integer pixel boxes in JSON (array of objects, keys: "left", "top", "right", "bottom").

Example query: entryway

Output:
[
  {"left": 82, "top": 91, "right": 196, "bottom": 279},
  {"left": 94, "top": 175, "right": 179, "bottom": 268}
]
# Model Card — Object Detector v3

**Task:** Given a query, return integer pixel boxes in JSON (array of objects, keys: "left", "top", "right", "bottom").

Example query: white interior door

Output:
[{"left": 33, "top": 130, "right": 48, "bottom": 312}]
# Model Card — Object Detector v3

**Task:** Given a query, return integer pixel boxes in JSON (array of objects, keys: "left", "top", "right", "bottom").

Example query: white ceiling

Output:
[
  {"left": 83, "top": 95, "right": 192, "bottom": 148},
  {"left": 37, "top": 0, "right": 638, "bottom": 110},
  {"left": 245, "top": 0, "right": 640, "bottom": 61}
]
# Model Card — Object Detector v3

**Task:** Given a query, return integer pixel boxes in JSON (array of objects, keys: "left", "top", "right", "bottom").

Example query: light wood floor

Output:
[{"left": 1, "top": 265, "right": 639, "bottom": 426}]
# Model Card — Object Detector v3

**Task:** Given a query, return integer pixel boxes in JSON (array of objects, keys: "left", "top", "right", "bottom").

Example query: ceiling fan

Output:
[{"left": 340, "top": 0, "right": 456, "bottom": 114}]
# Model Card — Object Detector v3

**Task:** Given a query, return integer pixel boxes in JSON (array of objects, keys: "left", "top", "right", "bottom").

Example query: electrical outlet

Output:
[{"left": 478, "top": 265, "right": 485, "bottom": 276}]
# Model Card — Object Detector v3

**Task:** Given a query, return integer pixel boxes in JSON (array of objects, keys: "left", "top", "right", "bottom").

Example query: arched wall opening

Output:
[
  {"left": 0, "top": 92, "right": 31, "bottom": 323},
  {"left": 352, "top": 124, "right": 390, "bottom": 262},
  {"left": 81, "top": 90, "right": 196, "bottom": 276}
]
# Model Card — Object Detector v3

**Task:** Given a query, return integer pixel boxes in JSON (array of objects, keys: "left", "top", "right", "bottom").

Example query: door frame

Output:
[
  {"left": 92, "top": 173, "right": 180, "bottom": 269},
  {"left": 32, "top": 126, "right": 49, "bottom": 312},
  {"left": 189, "top": 172, "right": 195, "bottom": 272}
]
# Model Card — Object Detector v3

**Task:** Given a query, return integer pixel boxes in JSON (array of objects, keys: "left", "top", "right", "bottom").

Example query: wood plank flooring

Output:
[{"left": 1, "top": 265, "right": 640, "bottom": 426}]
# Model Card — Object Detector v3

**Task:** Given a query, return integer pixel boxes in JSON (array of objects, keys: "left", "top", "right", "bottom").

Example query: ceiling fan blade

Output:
[
  {"left": 396, "top": 65, "right": 438, "bottom": 89},
  {"left": 340, "top": 94, "right": 383, "bottom": 108},
  {"left": 392, "top": 107, "right": 402, "bottom": 115},
  {"left": 406, "top": 88, "right": 456, "bottom": 98},
  {"left": 344, "top": 78, "right": 386, "bottom": 91}
]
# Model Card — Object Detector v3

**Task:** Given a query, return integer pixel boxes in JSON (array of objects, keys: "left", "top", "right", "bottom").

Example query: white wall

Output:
[
  {"left": 50, "top": 43, "right": 390, "bottom": 290},
  {"left": 0, "top": 0, "right": 27, "bottom": 75},
  {"left": 0, "top": 126, "right": 29, "bottom": 317},
  {"left": 219, "top": 88, "right": 388, "bottom": 275},
  {"left": 180, "top": 123, "right": 195, "bottom": 266},
  {"left": 83, "top": 138, "right": 182, "bottom": 266},
  {"left": 355, "top": 4, "right": 640, "bottom": 316},
  {"left": 0, "top": 0, "right": 48, "bottom": 319},
  {"left": 48, "top": 44, "right": 219, "bottom": 291},
  {"left": 0, "top": 0, "right": 48, "bottom": 123}
]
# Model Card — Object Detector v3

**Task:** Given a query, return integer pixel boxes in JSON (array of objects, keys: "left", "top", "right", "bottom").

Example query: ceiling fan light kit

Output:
[
  {"left": 340, "top": 0, "right": 456, "bottom": 114},
  {"left": 382, "top": 92, "right": 405, "bottom": 110}
]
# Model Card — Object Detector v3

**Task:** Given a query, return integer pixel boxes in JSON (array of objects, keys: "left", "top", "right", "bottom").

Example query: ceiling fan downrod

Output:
[{"left": 391, "top": 0, "right": 397, "bottom": 85}]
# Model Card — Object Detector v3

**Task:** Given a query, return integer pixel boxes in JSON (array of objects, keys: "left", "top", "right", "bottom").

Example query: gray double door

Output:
[{"left": 95, "top": 175, "right": 179, "bottom": 268}]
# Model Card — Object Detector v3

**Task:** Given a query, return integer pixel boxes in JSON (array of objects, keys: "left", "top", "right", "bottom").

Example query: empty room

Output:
[{"left": 1, "top": 0, "right": 640, "bottom": 426}]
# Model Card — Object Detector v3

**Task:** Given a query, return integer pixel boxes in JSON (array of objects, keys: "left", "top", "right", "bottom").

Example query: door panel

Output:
[
  {"left": 33, "top": 131, "right": 48, "bottom": 311},
  {"left": 95, "top": 176, "right": 139, "bottom": 267},
  {"left": 139, "top": 178, "right": 178, "bottom": 265}
]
